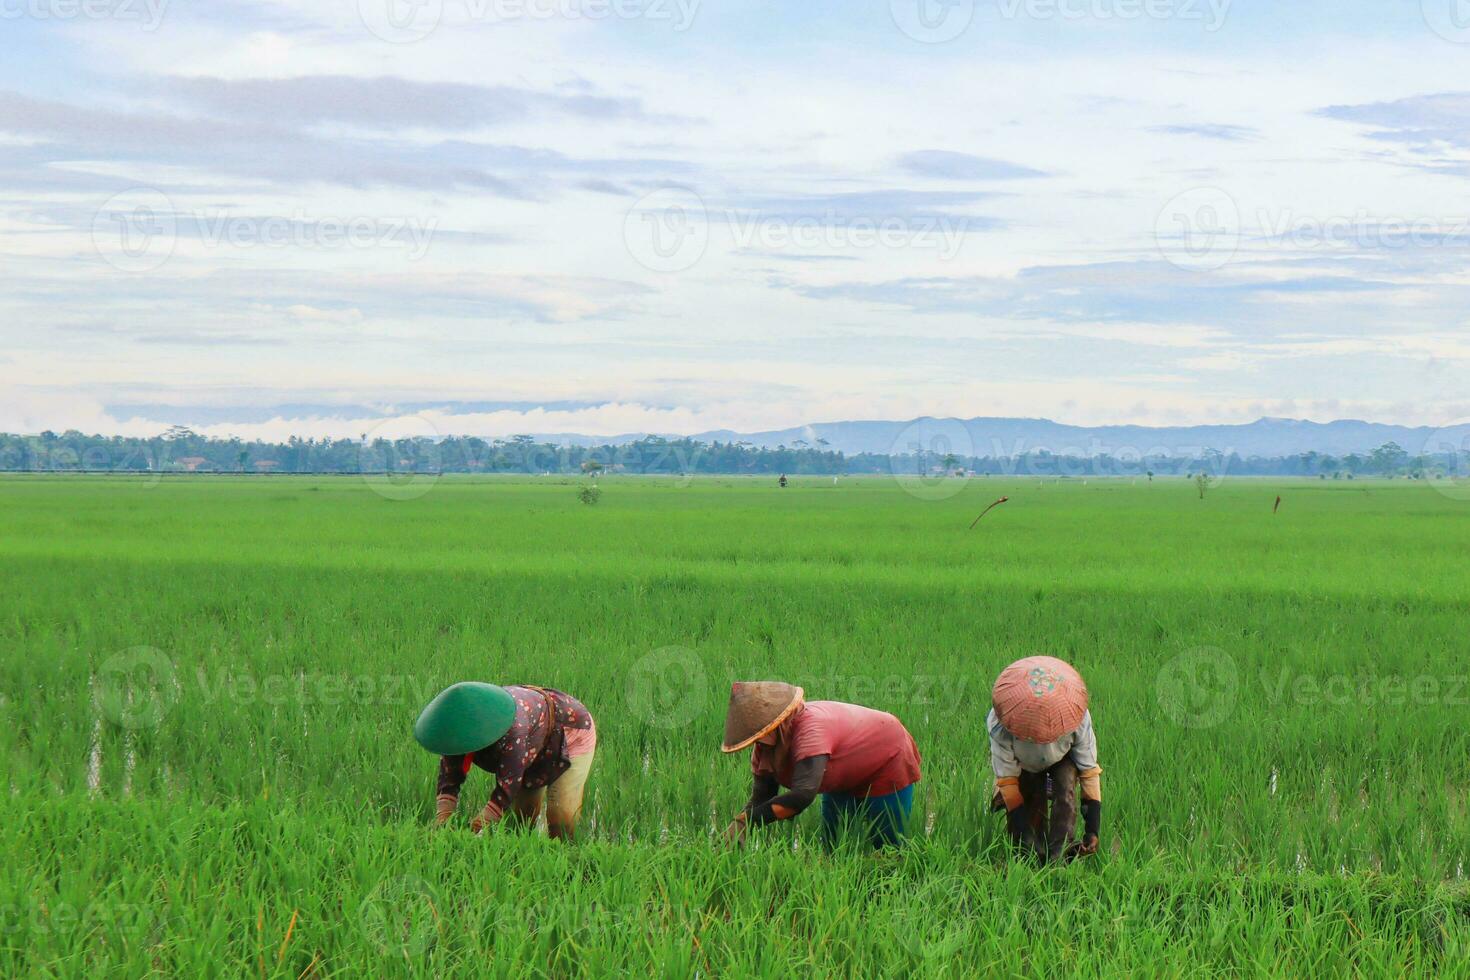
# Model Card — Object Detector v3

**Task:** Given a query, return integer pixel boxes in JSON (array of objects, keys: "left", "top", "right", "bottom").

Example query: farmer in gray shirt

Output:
[{"left": 987, "top": 657, "right": 1103, "bottom": 864}]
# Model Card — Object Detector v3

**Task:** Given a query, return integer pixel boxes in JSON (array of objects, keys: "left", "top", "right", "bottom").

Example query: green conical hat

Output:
[{"left": 413, "top": 682, "right": 516, "bottom": 755}]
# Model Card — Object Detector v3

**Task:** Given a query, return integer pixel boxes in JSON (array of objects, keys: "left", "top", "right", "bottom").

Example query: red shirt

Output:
[{"left": 752, "top": 701, "right": 921, "bottom": 798}]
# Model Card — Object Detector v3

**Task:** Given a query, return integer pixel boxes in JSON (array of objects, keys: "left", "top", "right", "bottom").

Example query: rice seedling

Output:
[{"left": 1, "top": 474, "right": 1466, "bottom": 975}]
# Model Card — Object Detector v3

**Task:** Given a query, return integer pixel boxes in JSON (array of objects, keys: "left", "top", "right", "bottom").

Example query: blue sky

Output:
[{"left": 3, "top": 0, "right": 1470, "bottom": 439}]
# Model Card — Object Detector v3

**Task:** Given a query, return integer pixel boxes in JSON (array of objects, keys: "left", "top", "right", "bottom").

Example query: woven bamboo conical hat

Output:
[
  {"left": 991, "top": 656, "right": 1088, "bottom": 743},
  {"left": 721, "top": 681, "right": 804, "bottom": 752}
]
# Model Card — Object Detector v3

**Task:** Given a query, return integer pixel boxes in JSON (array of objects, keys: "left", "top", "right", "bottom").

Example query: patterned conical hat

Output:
[
  {"left": 991, "top": 656, "right": 1088, "bottom": 743},
  {"left": 721, "top": 681, "right": 804, "bottom": 752}
]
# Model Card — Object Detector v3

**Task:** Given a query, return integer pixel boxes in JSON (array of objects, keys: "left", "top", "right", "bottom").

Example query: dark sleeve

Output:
[
  {"left": 437, "top": 755, "right": 468, "bottom": 797},
  {"left": 748, "top": 755, "right": 828, "bottom": 827},
  {"left": 745, "top": 773, "right": 780, "bottom": 813},
  {"left": 1082, "top": 799, "right": 1101, "bottom": 837}
]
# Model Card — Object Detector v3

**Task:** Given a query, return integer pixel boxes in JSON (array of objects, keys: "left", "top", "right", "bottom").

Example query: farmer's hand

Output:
[
  {"left": 989, "top": 791, "right": 1006, "bottom": 813},
  {"left": 470, "top": 803, "right": 500, "bottom": 836},
  {"left": 1065, "top": 834, "right": 1100, "bottom": 860},
  {"left": 723, "top": 813, "right": 748, "bottom": 846},
  {"left": 434, "top": 794, "right": 457, "bottom": 827}
]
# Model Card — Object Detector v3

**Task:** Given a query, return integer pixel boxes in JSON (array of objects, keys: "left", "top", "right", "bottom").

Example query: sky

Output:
[{"left": 3, "top": 0, "right": 1470, "bottom": 441}]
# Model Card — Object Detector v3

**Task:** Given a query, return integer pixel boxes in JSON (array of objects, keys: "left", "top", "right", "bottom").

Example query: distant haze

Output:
[{"left": 68, "top": 412, "right": 1464, "bottom": 459}]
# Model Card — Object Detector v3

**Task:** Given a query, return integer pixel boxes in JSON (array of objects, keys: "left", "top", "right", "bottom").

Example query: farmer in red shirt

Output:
[
  {"left": 413, "top": 682, "right": 596, "bottom": 840},
  {"left": 720, "top": 682, "right": 921, "bottom": 848}
]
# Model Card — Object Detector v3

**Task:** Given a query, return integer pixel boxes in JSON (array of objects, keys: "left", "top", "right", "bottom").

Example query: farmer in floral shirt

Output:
[{"left": 414, "top": 682, "right": 596, "bottom": 840}]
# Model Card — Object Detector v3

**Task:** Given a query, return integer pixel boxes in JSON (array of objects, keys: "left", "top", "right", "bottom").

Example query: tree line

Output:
[{"left": 0, "top": 429, "right": 1458, "bottom": 480}]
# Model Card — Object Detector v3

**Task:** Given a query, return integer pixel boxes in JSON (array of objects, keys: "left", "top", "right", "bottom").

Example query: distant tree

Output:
[
  {"left": 1194, "top": 472, "right": 1209, "bottom": 499},
  {"left": 1369, "top": 442, "right": 1409, "bottom": 475}
]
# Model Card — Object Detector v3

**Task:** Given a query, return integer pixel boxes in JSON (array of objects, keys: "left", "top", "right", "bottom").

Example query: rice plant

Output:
[{"left": 1, "top": 474, "right": 1466, "bottom": 975}]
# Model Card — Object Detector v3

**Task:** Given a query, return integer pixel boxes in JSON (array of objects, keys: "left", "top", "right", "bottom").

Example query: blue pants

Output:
[{"left": 819, "top": 784, "right": 914, "bottom": 849}]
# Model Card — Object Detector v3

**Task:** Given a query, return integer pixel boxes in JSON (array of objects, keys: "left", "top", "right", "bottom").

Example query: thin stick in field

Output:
[{"left": 969, "top": 496, "right": 1010, "bottom": 529}]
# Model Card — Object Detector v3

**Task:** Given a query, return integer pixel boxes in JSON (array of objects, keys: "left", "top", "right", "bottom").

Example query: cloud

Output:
[
  {"left": 1, "top": 265, "right": 654, "bottom": 327},
  {"left": 1318, "top": 92, "right": 1470, "bottom": 149},
  {"left": 896, "top": 150, "right": 1046, "bottom": 180},
  {"left": 1147, "top": 123, "right": 1260, "bottom": 142},
  {"left": 785, "top": 259, "right": 1416, "bottom": 335},
  {"left": 147, "top": 75, "right": 657, "bottom": 130},
  {"left": 0, "top": 89, "right": 696, "bottom": 197},
  {"left": 714, "top": 189, "right": 1004, "bottom": 231}
]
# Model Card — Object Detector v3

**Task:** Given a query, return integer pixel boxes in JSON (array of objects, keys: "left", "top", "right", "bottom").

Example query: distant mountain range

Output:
[{"left": 548, "top": 417, "right": 1466, "bottom": 459}]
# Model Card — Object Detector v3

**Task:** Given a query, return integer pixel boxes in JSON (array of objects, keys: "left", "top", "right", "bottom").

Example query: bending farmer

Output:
[
  {"left": 721, "top": 682, "right": 921, "bottom": 849},
  {"left": 413, "top": 682, "right": 596, "bottom": 840},
  {"left": 987, "top": 656, "right": 1103, "bottom": 864}
]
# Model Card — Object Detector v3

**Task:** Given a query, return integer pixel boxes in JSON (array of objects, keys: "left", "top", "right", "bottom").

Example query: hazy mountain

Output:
[
  {"left": 102, "top": 408, "right": 1467, "bottom": 459},
  {"left": 680, "top": 417, "right": 1466, "bottom": 458}
]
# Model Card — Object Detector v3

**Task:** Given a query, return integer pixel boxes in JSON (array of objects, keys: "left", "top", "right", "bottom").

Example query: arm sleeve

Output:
[
  {"left": 748, "top": 755, "right": 827, "bottom": 827},
  {"left": 987, "top": 710, "right": 1021, "bottom": 779},
  {"left": 1082, "top": 799, "right": 1101, "bottom": 837},
  {"left": 1070, "top": 712, "right": 1099, "bottom": 772},
  {"left": 437, "top": 755, "right": 469, "bottom": 798},
  {"left": 479, "top": 708, "right": 534, "bottom": 819},
  {"left": 744, "top": 773, "right": 780, "bottom": 812},
  {"left": 486, "top": 751, "right": 527, "bottom": 819}
]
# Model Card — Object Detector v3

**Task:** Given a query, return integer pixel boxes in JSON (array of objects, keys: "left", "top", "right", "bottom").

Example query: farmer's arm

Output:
[
  {"left": 987, "top": 713, "right": 1023, "bottom": 811},
  {"left": 1071, "top": 713, "right": 1103, "bottom": 848},
  {"left": 746, "top": 755, "right": 828, "bottom": 826},
  {"left": 471, "top": 746, "right": 527, "bottom": 834},
  {"left": 987, "top": 713, "right": 1036, "bottom": 840},
  {"left": 744, "top": 773, "right": 780, "bottom": 814},
  {"left": 435, "top": 755, "right": 468, "bottom": 824}
]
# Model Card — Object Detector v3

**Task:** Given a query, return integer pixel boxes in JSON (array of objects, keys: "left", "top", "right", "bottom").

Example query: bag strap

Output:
[{"left": 523, "top": 685, "right": 558, "bottom": 755}]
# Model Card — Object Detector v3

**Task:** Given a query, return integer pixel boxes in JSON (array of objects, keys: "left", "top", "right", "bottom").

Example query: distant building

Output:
[
  {"left": 253, "top": 460, "right": 279, "bottom": 472},
  {"left": 177, "top": 456, "right": 208, "bottom": 472}
]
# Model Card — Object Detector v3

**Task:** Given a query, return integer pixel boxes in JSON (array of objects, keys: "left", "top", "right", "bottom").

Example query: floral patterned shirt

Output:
[{"left": 436, "top": 686, "right": 594, "bottom": 817}]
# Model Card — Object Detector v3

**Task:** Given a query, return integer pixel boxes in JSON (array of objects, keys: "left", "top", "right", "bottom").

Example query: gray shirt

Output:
[{"left": 987, "top": 708, "right": 1098, "bottom": 777}]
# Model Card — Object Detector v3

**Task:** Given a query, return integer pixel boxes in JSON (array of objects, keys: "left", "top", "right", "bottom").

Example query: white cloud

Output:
[{"left": 5, "top": 8, "right": 1470, "bottom": 433}]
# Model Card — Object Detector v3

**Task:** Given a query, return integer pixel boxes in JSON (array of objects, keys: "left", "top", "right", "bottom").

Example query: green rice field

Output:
[{"left": 3, "top": 474, "right": 1469, "bottom": 976}]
